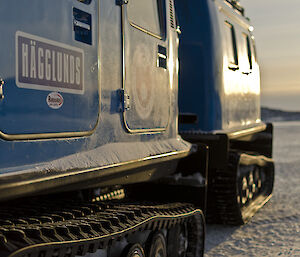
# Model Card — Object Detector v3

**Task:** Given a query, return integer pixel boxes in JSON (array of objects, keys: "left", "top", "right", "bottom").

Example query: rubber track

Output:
[
  {"left": 0, "top": 200, "right": 205, "bottom": 257},
  {"left": 210, "top": 152, "right": 243, "bottom": 224},
  {"left": 209, "top": 152, "right": 273, "bottom": 225}
]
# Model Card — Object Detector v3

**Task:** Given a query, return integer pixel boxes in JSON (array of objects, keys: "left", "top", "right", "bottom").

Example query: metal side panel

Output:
[
  {"left": 0, "top": 138, "right": 193, "bottom": 201},
  {"left": 0, "top": 0, "right": 100, "bottom": 138},
  {"left": 177, "top": 0, "right": 261, "bottom": 133}
]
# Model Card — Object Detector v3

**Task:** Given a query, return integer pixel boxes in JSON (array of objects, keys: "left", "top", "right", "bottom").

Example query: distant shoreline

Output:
[{"left": 261, "top": 107, "right": 300, "bottom": 122}]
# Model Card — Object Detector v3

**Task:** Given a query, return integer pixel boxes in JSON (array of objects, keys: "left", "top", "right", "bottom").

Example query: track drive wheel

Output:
[
  {"left": 167, "top": 224, "right": 188, "bottom": 257},
  {"left": 147, "top": 232, "right": 167, "bottom": 257},
  {"left": 167, "top": 215, "right": 205, "bottom": 257},
  {"left": 122, "top": 244, "right": 145, "bottom": 257}
]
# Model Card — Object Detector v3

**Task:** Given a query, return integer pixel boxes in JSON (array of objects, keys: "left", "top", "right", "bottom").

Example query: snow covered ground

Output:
[{"left": 205, "top": 121, "right": 300, "bottom": 256}]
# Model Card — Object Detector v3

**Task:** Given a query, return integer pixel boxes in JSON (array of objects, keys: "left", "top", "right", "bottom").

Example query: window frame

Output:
[
  {"left": 127, "top": 0, "right": 166, "bottom": 40},
  {"left": 250, "top": 36, "right": 257, "bottom": 62},
  {"left": 224, "top": 21, "right": 239, "bottom": 70},
  {"left": 77, "top": 0, "right": 92, "bottom": 4},
  {"left": 242, "top": 32, "right": 253, "bottom": 70}
]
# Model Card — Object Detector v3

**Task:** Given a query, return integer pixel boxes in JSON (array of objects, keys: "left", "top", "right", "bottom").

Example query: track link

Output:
[{"left": 0, "top": 199, "right": 205, "bottom": 257}]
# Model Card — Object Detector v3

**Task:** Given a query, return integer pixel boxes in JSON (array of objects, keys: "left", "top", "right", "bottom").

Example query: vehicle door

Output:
[{"left": 121, "top": 0, "right": 170, "bottom": 133}]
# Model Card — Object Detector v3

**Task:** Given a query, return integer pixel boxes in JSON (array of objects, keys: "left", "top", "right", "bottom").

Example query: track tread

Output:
[{"left": 0, "top": 200, "right": 205, "bottom": 257}]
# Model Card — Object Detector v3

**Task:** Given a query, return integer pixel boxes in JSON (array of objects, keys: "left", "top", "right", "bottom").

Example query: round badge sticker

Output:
[{"left": 46, "top": 92, "right": 64, "bottom": 109}]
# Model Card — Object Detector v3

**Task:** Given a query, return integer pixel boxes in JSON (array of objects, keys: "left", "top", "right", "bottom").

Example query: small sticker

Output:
[{"left": 47, "top": 92, "right": 64, "bottom": 109}]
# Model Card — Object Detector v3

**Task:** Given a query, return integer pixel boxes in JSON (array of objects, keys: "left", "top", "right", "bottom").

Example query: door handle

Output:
[{"left": 157, "top": 45, "right": 167, "bottom": 69}]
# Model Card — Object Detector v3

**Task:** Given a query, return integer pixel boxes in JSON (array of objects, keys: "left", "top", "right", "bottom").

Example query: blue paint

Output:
[
  {"left": 0, "top": 0, "right": 99, "bottom": 134},
  {"left": 176, "top": 0, "right": 261, "bottom": 132},
  {"left": 0, "top": 0, "right": 186, "bottom": 183}
]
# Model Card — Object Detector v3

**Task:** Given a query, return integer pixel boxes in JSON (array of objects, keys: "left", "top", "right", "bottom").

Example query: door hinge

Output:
[
  {"left": 116, "top": 0, "right": 128, "bottom": 6},
  {"left": 120, "top": 89, "right": 130, "bottom": 112}
]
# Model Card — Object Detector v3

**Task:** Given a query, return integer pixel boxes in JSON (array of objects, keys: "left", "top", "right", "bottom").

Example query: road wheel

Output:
[
  {"left": 248, "top": 171, "right": 255, "bottom": 200},
  {"left": 239, "top": 176, "right": 249, "bottom": 205},
  {"left": 253, "top": 167, "right": 262, "bottom": 194},
  {"left": 148, "top": 232, "right": 167, "bottom": 257},
  {"left": 122, "top": 244, "right": 145, "bottom": 257},
  {"left": 167, "top": 224, "right": 188, "bottom": 257}
]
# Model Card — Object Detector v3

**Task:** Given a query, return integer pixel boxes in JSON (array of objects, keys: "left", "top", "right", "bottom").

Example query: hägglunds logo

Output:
[{"left": 16, "top": 31, "right": 84, "bottom": 94}]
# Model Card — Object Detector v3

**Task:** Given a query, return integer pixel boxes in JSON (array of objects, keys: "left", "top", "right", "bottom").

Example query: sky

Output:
[{"left": 240, "top": 0, "right": 300, "bottom": 111}]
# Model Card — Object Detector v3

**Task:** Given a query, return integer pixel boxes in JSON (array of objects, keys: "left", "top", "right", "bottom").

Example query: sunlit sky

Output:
[{"left": 240, "top": 0, "right": 300, "bottom": 110}]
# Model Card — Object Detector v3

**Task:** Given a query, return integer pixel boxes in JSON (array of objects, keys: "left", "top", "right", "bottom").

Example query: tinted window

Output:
[
  {"left": 251, "top": 36, "right": 257, "bottom": 62},
  {"left": 241, "top": 33, "right": 252, "bottom": 70},
  {"left": 127, "top": 0, "right": 164, "bottom": 37},
  {"left": 224, "top": 22, "right": 238, "bottom": 66},
  {"left": 77, "top": 0, "right": 92, "bottom": 4}
]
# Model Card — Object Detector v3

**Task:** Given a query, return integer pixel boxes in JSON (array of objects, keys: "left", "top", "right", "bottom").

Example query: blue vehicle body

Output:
[
  {"left": 0, "top": 0, "right": 191, "bottom": 200},
  {"left": 0, "top": 1, "right": 275, "bottom": 256},
  {"left": 173, "top": 0, "right": 274, "bottom": 226},
  {"left": 0, "top": 0, "right": 273, "bottom": 215},
  {"left": 176, "top": 0, "right": 262, "bottom": 133}
]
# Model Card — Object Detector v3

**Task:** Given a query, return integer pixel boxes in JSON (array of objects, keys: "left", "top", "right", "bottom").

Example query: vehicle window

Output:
[
  {"left": 251, "top": 36, "right": 257, "bottom": 62},
  {"left": 127, "top": 0, "right": 165, "bottom": 38},
  {"left": 241, "top": 33, "right": 252, "bottom": 70},
  {"left": 224, "top": 22, "right": 238, "bottom": 66},
  {"left": 77, "top": 0, "right": 92, "bottom": 4}
]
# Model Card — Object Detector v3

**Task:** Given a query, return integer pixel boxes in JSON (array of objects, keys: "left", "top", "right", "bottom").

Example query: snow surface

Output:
[{"left": 205, "top": 121, "right": 300, "bottom": 256}]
